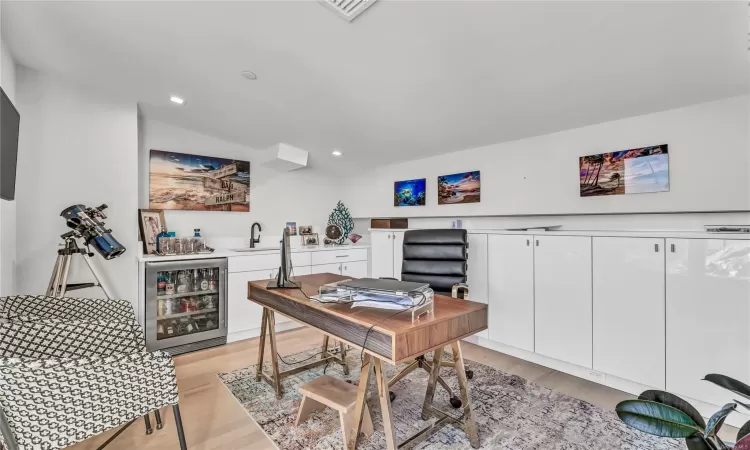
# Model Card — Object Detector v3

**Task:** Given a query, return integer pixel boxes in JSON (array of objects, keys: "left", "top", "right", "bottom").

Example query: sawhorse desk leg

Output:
[
  {"left": 255, "top": 307, "right": 350, "bottom": 399},
  {"left": 348, "top": 341, "right": 479, "bottom": 450}
]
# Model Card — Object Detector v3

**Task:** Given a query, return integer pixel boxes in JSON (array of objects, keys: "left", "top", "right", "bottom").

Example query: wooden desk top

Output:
[{"left": 248, "top": 273, "right": 488, "bottom": 364}]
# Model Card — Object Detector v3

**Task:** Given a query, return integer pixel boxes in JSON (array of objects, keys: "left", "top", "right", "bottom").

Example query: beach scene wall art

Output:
[
  {"left": 394, "top": 178, "right": 426, "bottom": 206},
  {"left": 437, "top": 171, "right": 481, "bottom": 205},
  {"left": 150, "top": 150, "right": 250, "bottom": 211},
  {"left": 579, "top": 144, "right": 669, "bottom": 197}
]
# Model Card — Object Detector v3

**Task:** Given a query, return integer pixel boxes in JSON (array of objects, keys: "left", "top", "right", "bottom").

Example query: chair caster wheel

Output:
[
  {"left": 389, "top": 391, "right": 396, "bottom": 402},
  {"left": 450, "top": 396, "right": 462, "bottom": 408},
  {"left": 156, "top": 423, "right": 164, "bottom": 430},
  {"left": 466, "top": 369, "right": 474, "bottom": 380},
  {"left": 146, "top": 428, "right": 153, "bottom": 435}
]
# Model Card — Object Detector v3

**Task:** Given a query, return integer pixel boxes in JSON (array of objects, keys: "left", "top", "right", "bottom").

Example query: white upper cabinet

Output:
[
  {"left": 666, "top": 238, "right": 750, "bottom": 406},
  {"left": 371, "top": 231, "right": 395, "bottom": 279},
  {"left": 534, "top": 235, "right": 593, "bottom": 368},
  {"left": 593, "top": 237, "right": 666, "bottom": 388},
  {"left": 487, "top": 234, "right": 534, "bottom": 351},
  {"left": 467, "top": 234, "right": 489, "bottom": 340}
]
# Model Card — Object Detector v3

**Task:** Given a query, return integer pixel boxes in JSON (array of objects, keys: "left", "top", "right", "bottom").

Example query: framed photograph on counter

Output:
[
  {"left": 299, "top": 225, "right": 313, "bottom": 235},
  {"left": 139, "top": 209, "right": 166, "bottom": 255},
  {"left": 286, "top": 221, "right": 297, "bottom": 235},
  {"left": 302, "top": 233, "right": 319, "bottom": 246}
]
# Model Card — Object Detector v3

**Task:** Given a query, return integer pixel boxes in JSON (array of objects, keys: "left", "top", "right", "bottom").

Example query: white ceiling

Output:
[{"left": 2, "top": 1, "right": 747, "bottom": 169}]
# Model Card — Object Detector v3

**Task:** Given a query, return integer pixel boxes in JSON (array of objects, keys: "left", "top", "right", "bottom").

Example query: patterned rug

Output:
[{"left": 218, "top": 348, "right": 686, "bottom": 450}]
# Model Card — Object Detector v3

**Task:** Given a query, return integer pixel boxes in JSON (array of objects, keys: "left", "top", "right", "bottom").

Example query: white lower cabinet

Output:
[
  {"left": 467, "top": 234, "right": 489, "bottom": 339},
  {"left": 370, "top": 231, "right": 405, "bottom": 279},
  {"left": 593, "top": 237, "right": 665, "bottom": 388},
  {"left": 666, "top": 238, "right": 750, "bottom": 406},
  {"left": 487, "top": 234, "right": 534, "bottom": 351},
  {"left": 371, "top": 232, "right": 395, "bottom": 278},
  {"left": 534, "top": 235, "right": 593, "bottom": 369},
  {"left": 311, "top": 261, "right": 368, "bottom": 278},
  {"left": 227, "top": 269, "right": 269, "bottom": 335},
  {"left": 342, "top": 260, "right": 368, "bottom": 278},
  {"left": 311, "top": 263, "right": 344, "bottom": 275}
]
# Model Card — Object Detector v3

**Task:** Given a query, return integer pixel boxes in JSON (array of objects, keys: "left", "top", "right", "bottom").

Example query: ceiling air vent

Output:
[{"left": 319, "top": 0, "right": 378, "bottom": 22}]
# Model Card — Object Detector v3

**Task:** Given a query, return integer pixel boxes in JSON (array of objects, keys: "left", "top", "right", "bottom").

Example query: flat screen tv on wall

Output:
[{"left": 1, "top": 87, "right": 20, "bottom": 201}]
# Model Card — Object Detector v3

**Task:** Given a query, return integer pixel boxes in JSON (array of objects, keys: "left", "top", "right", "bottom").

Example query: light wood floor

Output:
[{"left": 67, "top": 327, "right": 727, "bottom": 449}]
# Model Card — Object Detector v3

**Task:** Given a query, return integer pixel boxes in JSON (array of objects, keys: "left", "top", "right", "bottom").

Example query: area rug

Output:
[{"left": 218, "top": 348, "right": 686, "bottom": 450}]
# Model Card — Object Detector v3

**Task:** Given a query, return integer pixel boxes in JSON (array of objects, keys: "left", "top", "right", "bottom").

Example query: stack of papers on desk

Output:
[{"left": 312, "top": 289, "right": 415, "bottom": 310}]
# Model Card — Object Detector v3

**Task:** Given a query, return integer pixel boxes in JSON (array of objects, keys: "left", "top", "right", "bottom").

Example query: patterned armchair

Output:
[{"left": 0, "top": 295, "right": 187, "bottom": 450}]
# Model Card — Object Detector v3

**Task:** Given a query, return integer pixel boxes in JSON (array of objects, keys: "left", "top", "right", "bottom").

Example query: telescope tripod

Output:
[{"left": 47, "top": 235, "right": 114, "bottom": 299}]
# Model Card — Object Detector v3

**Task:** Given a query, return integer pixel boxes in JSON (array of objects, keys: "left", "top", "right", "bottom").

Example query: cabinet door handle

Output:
[
  {"left": 336, "top": 255, "right": 349, "bottom": 258},
  {"left": 670, "top": 244, "right": 675, "bottom": 253},
  {"left": 655, "top": 243, "right": 659, "bottom": 252},
  {"left": 535, "top": 240, "right": 539, "bottom": 247},
  {"left": 387, "top": 234, "right": 391, "bottom": 239},
  {"left": 526, "top": 239, "right": 530, "bottom": 246}
]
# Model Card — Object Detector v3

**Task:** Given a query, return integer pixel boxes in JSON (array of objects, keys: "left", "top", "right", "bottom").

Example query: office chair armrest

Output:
[
  {"left": 0, "top": 350, "right": 179, "bottom": 450},
  {"left": 452, "top": 283, "right": 469, "bottom": 300},
  {"left": 0, "top": 295, "right": 136, "bottom": 323},
  {"left": 0, "top": 319, "right": 145, "bottom": 360}
]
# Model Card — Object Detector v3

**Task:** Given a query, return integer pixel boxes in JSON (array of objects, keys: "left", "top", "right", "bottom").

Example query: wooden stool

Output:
[{"left": 296, "top": 375, "right": 374, "bottom": 444}]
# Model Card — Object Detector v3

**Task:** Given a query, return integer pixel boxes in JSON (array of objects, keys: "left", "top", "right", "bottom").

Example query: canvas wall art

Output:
[
  {"left": 579, "top": 144, "right": 669, "bottom": 197},
  {"left": 437, "top": 171, "right": 481, "bottom": 205},
  {"left": 394, "top": 179, "right": 426, "bottom": 206},
  {"left": 149, "top": 150, "right": 250, "bottom": 211}
]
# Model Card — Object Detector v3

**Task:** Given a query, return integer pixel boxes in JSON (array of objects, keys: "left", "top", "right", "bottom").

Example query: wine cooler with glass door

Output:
[{"left": 144, "top": 258, "right": 227, "bottom": 355}]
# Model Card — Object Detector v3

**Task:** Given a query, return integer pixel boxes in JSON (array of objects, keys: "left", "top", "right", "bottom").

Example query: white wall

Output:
[
  {"left": 138, "top": 118, "right": 342, "bottom": 245},
  {"left": 0, "top": 33, "right": 18, "bottom": 295},
  {"left": 345, "top": 95, "right": 750, "bottom": 227},
  {"left": 15, "top": 68, "right": 139, "bottom": 304}
]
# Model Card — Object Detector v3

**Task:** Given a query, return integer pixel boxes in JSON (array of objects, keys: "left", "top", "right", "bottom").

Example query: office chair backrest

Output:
[{"left": 400, "top": 229, "right": 468, "bottom": 296}]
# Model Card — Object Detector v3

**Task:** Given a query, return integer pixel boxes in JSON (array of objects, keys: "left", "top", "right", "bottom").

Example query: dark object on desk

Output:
[
  {"left": 371, "top": 218, "right": 409, "bottom": 229},
  {"left": 340, "top": 278, "right": 428, "bottom": 294},
  {"left": 388, "top": 228, "right": 473, "bottom": 408},
  {"left": 268, "top": 228, "right": 296, "bottom": 289}
]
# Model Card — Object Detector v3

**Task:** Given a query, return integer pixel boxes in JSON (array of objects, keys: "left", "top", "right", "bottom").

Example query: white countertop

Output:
[
  {"left": 368, "top": 228, "right": 750, "bottom": 240},
  {"left": 137, "top": 243, "right": 370, "bottom": 263}
]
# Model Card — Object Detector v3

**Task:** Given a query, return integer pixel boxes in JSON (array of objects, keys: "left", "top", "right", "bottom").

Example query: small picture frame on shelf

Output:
[
  {"left": 302, "top": 233, "right": 319, "bottom": 246},
  {"left": 138, "top": 209, "right": 166, "bottom": 255},
  {"left": 299, "top": 225, "right": 313, "bottom": 235},
  {"left": 286, "top": 221, "right": 297, "bottom": 235}
]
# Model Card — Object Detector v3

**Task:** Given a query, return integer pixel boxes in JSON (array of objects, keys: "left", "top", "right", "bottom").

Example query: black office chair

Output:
[{"left": 386, "top": 229, "right": 473, "bottom": 409}]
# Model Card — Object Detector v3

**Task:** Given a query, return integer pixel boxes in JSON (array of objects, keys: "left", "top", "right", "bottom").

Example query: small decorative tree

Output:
[{"left": 327, "top": 201, "right": 354, "bottom": 245}]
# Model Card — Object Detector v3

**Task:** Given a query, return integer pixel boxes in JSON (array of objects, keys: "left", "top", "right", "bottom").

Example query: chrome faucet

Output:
[{"left": 250, "top": 222, "right": 262, "bottom": 248}]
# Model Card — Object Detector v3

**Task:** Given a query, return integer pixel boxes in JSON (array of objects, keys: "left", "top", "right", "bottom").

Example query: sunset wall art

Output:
[
  {"left": 437, "top": 171, "right": 481, "bottom": 205},
  {"left": 579, "top": 145, "right": 669, "bottom": 197}
]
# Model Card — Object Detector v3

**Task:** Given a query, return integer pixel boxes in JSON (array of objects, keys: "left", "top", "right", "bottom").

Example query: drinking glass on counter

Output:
[{"left": 159, "top": 237, "right": 175, "bottom": 254}]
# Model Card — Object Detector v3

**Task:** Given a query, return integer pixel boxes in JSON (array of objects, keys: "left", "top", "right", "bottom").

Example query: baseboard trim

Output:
[{"left": 227, "top": 320, "right": 304, "bottom": 344}]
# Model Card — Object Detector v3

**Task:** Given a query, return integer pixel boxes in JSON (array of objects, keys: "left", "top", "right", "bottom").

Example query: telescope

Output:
[{"left": 61, "top": 204, "right": 126, "bottom": 260}]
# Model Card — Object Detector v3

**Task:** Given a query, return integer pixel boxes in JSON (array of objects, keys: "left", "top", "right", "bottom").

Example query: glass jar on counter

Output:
[{"left": 159, "top": 237, "right": 176, "bottom": 255}]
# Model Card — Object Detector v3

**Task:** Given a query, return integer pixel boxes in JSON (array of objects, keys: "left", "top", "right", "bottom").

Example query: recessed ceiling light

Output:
[
  {"left": 241, "top": 71, "right": 257, "bottom": 80},
  {"left": 170, "top": 96, "right": 185, "bottom": 105},
  {"left": 332, "top": 150, "right": 342, "bottom": 156}
]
